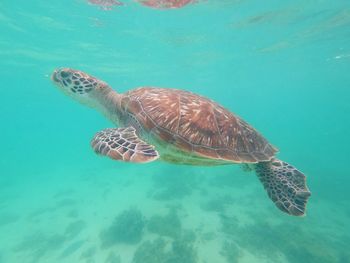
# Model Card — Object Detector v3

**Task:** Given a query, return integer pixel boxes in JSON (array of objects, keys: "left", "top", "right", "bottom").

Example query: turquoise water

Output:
[{"left": 1, "top": 0, "right": 350, "bottom": 262}]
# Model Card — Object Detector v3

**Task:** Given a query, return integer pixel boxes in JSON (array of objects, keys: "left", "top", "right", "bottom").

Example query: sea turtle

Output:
[{"left": 51, "top": 68, "right": 311, "bottom": 216}]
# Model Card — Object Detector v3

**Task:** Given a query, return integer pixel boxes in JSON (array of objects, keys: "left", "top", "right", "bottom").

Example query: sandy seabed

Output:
[{"left": 0, "top": 162, "right": 349, "bottom": 263}]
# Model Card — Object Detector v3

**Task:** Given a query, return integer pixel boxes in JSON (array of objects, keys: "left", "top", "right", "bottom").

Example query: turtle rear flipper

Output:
[
  {"left": 254, "top": 158, "right": 311, "bottom": 216},
  {"left": 91, "top": 127, "right": 159, "bottom": 163}
]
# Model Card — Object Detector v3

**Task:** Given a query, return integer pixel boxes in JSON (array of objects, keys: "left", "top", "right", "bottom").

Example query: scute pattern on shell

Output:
[{"left": 122, "top": 87, "right": 277, "bottom": 163}]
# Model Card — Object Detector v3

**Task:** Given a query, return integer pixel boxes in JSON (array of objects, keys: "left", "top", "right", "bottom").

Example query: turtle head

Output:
[{"left": 51, "top": 68, "right": 110, "bottom": 106}]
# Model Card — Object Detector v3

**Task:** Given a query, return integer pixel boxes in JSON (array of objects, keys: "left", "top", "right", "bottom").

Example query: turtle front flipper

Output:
[
  {"left": 91, "top": 127, "right": 159, "bottom": 163},
  {"left": 254, "top": 158, "right": 311, "bottom": 216}
]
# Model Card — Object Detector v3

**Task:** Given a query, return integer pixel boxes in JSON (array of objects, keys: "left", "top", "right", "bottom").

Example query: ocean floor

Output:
[{"left": 1, "top": 161, "right": 349, "bottom": 263}]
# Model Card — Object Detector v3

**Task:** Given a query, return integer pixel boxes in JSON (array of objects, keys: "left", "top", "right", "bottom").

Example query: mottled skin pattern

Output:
[
  {"left": 51, "top": 68, "right": 311, "bottom": 216},
  {"left": 255, "top": 159, "right": 310, "bottom": 216},
  {"left": 120, "top": 87, "right": 277, "bottom": 165},
  {"left": 91, "top": 127, "right": 159, "bottom": 162}
]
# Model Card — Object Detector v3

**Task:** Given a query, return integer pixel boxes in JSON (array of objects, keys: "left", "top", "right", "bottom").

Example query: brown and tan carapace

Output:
[{"left": 51, "top": 68, "right": 311, "bottom": 216}]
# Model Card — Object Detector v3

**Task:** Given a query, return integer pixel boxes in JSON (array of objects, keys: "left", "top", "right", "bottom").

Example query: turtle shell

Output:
[{"left": 121, "top": 87, "right": 277, "bottom": 163}]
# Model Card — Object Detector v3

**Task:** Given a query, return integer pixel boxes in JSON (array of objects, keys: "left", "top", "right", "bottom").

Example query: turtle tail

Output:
[{"left": 254, "top": 158, "right": 311, "bottom": 216}]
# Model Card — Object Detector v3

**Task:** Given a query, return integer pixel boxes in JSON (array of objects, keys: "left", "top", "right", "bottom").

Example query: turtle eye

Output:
[{"left": 60, "top": 70, "right": 71, "bottom": 78}]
